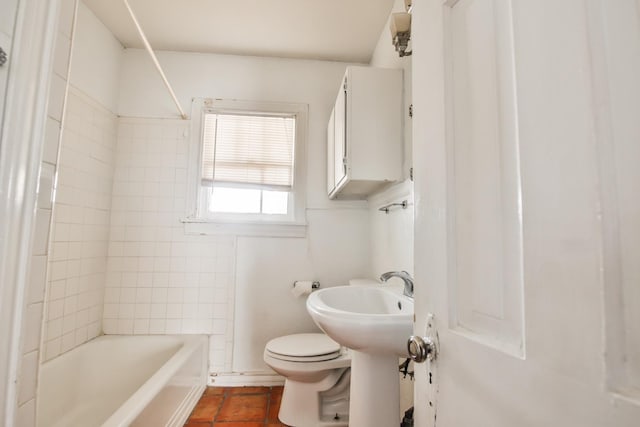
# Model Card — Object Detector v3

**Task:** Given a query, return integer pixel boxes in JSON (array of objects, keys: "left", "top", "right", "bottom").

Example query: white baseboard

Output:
[{"left": 209, "top": 372, "right": 285, "bottom": 387}]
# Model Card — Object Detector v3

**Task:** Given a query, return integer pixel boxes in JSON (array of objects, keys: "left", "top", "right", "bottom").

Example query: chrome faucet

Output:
[{"left": 379, "top": 271, "right": 414, "bottom": 298}]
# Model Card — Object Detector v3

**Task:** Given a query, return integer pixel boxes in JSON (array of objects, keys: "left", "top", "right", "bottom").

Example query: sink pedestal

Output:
[
  {"left": 306, "top": 286, "right": 413, "bottom": 426},
  {"left": 349, "top": 350, "right": 400, "bottom": 427}
]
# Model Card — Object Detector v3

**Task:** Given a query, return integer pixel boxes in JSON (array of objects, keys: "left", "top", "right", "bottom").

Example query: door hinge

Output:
[
  {"left": 0, "top": 47, "right": 7, "bottom": 67},
  {"left": 409, "top": 104, "right": 413, "bottom": 118}
]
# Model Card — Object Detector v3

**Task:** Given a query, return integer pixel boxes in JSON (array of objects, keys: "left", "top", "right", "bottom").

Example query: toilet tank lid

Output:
[{"left": 266, "top": 333, "right": 340, "bottom": 358}]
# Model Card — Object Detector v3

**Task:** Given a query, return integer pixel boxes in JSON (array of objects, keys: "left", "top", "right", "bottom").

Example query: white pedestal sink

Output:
[{"left": 306, "top": 286, "right": 414, "bottom": 427}]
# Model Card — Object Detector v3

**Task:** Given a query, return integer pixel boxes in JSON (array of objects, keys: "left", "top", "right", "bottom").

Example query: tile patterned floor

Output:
[{"left": 185, "top": 386, "right": 291, "bottom": 427}]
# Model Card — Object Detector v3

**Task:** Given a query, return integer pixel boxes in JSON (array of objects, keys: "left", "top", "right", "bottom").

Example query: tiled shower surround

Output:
[
  {"left": 103, "top": 118, "right": 234, "bottom": 372},
  {"left": 43, "top": 108, "right": 235, "bottom": 372},
  {"left": 43, "top": 89, "right": 118, "bottom": 361}
]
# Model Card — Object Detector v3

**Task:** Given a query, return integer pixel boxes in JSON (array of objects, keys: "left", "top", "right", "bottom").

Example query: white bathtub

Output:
[{"left": 37, "top": 335, "right": 208, "bottom": 427}]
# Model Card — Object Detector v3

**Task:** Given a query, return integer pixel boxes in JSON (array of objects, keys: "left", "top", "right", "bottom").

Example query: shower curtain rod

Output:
[{"left": 122, "top": 0, "right": 188, "bottom": 120}]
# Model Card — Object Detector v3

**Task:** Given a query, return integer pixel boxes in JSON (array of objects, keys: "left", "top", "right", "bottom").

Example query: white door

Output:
[{"left": 411, "top": 0, "right": 640, "bottom": 426}]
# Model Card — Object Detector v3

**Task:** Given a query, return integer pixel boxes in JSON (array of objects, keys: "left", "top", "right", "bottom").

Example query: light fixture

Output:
[{"left": 390, "top": 12, "right": 412, "bottom": 57}]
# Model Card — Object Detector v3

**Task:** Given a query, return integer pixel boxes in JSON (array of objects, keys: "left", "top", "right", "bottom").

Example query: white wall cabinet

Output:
[{"left": 327, "top": 66, "right": 403, "bottom": 199}]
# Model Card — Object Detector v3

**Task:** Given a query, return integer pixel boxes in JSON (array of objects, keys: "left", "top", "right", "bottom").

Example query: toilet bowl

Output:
[{"left": 263, "top": 333, "right": 351, "bottom": 427}]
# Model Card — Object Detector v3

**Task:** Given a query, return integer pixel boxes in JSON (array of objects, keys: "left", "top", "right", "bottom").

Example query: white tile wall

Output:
[
  {"left": 42, "top": 89, "right": 118, "bottom": 361},
  {"left": 104, "top": 118, "right": 235, "bottom": 373}
]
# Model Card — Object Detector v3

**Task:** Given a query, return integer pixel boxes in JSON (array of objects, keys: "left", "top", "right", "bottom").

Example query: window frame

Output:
[{"left": 184, "top": 98, "right": 308, "bottom": 235}]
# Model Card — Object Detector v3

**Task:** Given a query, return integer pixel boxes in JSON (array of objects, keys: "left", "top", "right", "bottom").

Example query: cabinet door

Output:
[
  {"left": 327, "top": 108, "right": 335, "bottom": 194},
  {"left": 333, "top": 77, "right": 347, "bottom": 188}
]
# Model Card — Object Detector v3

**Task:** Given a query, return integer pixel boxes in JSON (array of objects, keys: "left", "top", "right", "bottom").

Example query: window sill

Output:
[{"left": 180, "top": 217, "right": 307, "bottom": 238}]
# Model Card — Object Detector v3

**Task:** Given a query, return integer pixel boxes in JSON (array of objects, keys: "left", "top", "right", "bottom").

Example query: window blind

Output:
[{"left": 201, "top": 112, "right": 296, "bottom": 189}]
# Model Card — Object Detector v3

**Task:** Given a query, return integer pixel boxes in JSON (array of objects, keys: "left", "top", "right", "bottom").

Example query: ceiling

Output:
[{"left": 82, "top": 0, "right": 397, "bottom": 63}]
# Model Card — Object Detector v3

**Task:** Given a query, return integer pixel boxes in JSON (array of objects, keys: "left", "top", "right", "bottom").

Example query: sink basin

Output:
[
  {"left": 307, "top": 285, "right": 415, "bottom": 426},
  {"left": 306, "top": 285, "right": 413, "bottom": 356}
]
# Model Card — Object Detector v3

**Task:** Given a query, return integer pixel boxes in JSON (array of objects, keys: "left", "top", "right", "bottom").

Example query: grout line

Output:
[
  {"left": 265, "top": 388, "right": 271, "bottom": 426},
  {"left": 211, "top": 387, "right": 226, "bottom": 424}
]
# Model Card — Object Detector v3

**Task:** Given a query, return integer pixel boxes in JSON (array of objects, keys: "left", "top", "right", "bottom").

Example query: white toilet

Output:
[{"left": 263, "top": 332, "right": 351, "bottom": 427}]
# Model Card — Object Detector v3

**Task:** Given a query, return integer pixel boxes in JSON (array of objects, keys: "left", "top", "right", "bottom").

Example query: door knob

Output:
[{"left": 407, "top": 335, "right": 437, "bottom": 363}]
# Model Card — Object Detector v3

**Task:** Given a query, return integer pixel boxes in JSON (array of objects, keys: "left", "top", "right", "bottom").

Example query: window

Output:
[
  {"left": 187, "top": 99, "right": 307, "bottom": 231},
  {"left": 201, "top": 111, "right": 294, "bottom": 216}
]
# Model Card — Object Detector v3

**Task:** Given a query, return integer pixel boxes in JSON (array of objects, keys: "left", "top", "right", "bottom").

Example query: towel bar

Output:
[{"left": 378, "top": 200, "right": 408, "bottom": 214}]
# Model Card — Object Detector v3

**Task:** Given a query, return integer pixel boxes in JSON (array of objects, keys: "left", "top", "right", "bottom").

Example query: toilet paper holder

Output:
[{"left": 293, "top": 280, "right": 320, "bottom": 290}]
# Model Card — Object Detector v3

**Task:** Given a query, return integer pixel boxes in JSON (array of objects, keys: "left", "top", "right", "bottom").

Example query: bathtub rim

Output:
[
  {"left": 37, "top": 334, "right": 208, "bottom": 427},
  {"left": 102, "top": 334, "right": 207, "bottom": 427}
]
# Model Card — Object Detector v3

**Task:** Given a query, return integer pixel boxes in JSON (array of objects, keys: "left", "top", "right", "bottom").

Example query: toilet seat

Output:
[{"left": 266, "top": 333, "right": 341, "bottom": 362}]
